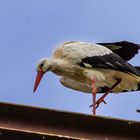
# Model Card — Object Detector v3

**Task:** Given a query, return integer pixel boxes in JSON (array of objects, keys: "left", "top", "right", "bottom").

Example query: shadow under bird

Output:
[{"left": 34, "top": 41, "right": 140, "bottom": 115}]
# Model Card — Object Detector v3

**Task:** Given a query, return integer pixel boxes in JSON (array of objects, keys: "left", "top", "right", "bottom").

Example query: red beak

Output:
[{"left": 34, "top": 70, "right": 44, "bottom": 92}]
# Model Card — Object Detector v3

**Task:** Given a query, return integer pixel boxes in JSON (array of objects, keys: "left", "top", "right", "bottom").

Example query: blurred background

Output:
[{"left": 0, "top": 0, "right": 140, "bottom": 121}]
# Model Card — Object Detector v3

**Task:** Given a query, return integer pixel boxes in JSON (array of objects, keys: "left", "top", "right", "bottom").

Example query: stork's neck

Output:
[
  {"left": 51, "top": 59, "right": 70, "bottom": 74},
  {"left": 51, "top": 59, "right": 82, "bottom": 78}
]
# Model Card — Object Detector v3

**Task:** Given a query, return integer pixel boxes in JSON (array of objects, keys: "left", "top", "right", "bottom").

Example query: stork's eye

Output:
[{"left": 40, "top": 63, "right": 44, "bottom": 68}]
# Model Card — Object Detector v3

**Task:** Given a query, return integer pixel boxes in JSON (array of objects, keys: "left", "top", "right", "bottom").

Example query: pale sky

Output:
[{"left": 0, "top": 0, "right": 140, "bottom": 121}]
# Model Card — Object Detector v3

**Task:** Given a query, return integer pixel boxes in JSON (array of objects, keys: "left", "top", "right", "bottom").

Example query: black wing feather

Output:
[
  {"left": 79, "top": 53, "right": 140, "bottom": 76},
  {"left": 98, "top": 41, "right": 140, "bottom": 61}
]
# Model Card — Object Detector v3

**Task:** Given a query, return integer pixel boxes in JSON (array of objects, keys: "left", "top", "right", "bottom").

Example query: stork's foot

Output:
[
  {"left": 95, "top": 79, "right": 121, "bottom": 109},
  {"left": 89, "top": 99, "right": 107, "bottom": 108},
  {"left": 89, "top": 79, "right": 121, "bottom": 114},
  {"left": 95, "top": 98, "right": 107, "bottom": 109}
]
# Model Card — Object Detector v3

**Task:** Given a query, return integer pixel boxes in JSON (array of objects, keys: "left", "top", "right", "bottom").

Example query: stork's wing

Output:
[
  {"left": 79, "top": 51, "right": 140, "bottom": 76},
  {"left": 98, "top": 41, "right": 140, "bottom": 61},
  {"left": 53, "top": 41, "right": 140, "bottom": 76},
  {"left": 53, "top": 41, "right": 113, "bottom": 60}
]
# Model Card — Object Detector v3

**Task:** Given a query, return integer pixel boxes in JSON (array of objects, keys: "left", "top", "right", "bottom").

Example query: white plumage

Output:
[
  {"left": 34, "top": 41, "right": 140, "bottom": 115},
  {"left": 53, "top": 41, "right": 112, "bottom": 61},
  {"left": 50, "top": 41, "right": 140, "bottom": 92}
]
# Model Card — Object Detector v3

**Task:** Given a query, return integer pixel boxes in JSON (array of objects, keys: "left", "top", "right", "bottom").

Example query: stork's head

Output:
[{"left": 34, "top": 58, "right": 52, "bottom": 92}]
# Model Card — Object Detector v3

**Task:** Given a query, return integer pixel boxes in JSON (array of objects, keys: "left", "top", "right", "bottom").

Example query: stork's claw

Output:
[
  {"left": 102, "top": 100, "right": 107, "bottom": 104},
  {"left": 89, "top": 104, "right": 93, "bottom": 108},
  {"left": 95, "top": 98, "right": 107, "bottom": 109},
  {"left": 89, "top": 99, "right": 107, "bottom": 108},
  {"left": 95, "top": 103, "right": 99, "bottom": 109}
]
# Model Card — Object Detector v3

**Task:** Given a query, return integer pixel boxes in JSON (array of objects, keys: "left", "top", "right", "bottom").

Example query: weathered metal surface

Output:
[{"left": 0, "top": 102, "right": 139, "bottom": 140}]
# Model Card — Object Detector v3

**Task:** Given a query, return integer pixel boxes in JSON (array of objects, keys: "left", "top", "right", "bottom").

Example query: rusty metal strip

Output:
[{"left": 0, "top": 102, "right": 140, "bottom": 140}]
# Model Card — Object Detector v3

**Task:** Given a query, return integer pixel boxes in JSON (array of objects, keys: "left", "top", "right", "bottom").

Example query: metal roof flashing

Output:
[{"left": 0, "top": 102, "right": 139, "bottom": 139}]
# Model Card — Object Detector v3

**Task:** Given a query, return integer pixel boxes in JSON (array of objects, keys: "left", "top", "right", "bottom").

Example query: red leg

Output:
[
  {"left": 95, "top": 79, "right": 121, "bottom": 109},
  {"left": 92, "top": 80, "right": 97, "bottom": 115}
]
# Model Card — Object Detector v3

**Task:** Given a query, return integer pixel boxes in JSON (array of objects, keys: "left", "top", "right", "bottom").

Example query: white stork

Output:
[{"left": 34, "top": 41, "right": 140, "bottom": 115}]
